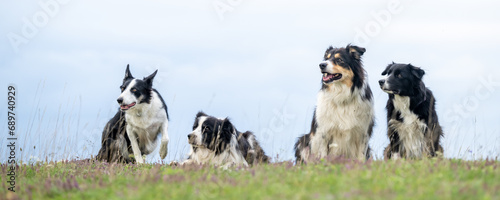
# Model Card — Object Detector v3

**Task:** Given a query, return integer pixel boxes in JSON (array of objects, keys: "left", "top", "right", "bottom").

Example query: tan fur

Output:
[{"left": 349, "top": 48, "right": 361, "bottom": 59}]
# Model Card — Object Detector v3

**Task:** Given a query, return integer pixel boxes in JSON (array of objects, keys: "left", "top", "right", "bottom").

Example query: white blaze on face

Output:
[
  {"left": 118, "top": 79, "right": 138, "bottom": 105},
  {"left": 321, "top": 60, "right": 335, "bottom": 74},
  {"left": 191, "top": 116, "right": 207, "bottom": 145},
  {"left": 381, "top": 75, "right": 392, "bottom": 92}
]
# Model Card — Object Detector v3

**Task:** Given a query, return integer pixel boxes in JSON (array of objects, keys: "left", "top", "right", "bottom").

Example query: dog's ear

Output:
[
  {"left": 196, "top": 111, "right": 207, "bottom": 118},
  {"left": 382, "top": 63, "right": 393, "bottom": 75},
  {"left": 144, "top": 70, "right": 158, "bottom": 87},
  {"left": 124, "top": 64, "right": 134, "bottom": 82},
  {"left": 324, "top": 46, "right": 334, "bottom": 59},
  {"left": 221, "top": 118, "right": 235, "bottom": 135},
  {"left": 409, "top": 64, "right": 425, "bottom": 79},
  {"left": 213, "top": 118, "right": 233, "bottom": 154},
  {"left": 347, "top": 45, "right": 366, "bottom": 60}
]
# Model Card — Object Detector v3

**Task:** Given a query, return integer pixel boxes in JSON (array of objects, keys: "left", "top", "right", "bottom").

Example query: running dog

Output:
[{"left": 97, "top": 65, "right": 169, "bottom": 164}]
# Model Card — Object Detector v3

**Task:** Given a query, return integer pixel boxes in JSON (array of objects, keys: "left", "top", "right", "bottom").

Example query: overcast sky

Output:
[{"left": 1, "top": 0, "right": 499, "bottom": 162}]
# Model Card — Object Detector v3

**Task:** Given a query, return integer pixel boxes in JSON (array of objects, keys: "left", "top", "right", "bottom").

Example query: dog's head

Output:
[
  {"left": 379, "top": 63, "right": 425, "bottom": 96},
  {"left": 188, "top": 112, "right": 234, "bottom": 154},
  {"left": 117, "top": 65, "right": 158, "bottom": 111},
  {"left": 319, "top": 45, "right": 366, "bottom": 89}
]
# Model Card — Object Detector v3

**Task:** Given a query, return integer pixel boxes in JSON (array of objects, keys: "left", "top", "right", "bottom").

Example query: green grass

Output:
[{"left": 1, "top": 158, "right": 499, "bottom": 200}]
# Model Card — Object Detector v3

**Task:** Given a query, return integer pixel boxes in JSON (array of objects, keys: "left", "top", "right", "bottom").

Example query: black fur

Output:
[
  {"left": 320, "top": 45, "right": 368, "bottom": 94},
  {"left": 240, "top": 131, "right": 270, "bottom": 164},
  {"left": 119, "top": 69, "right": 155, "bottom": 104},
  {"left": 96, "top": 109, "right": 134, "bottom": 163},
  {"left": 379, "top": 63, "right": 444, "bottom": 159},
  {"left": 295, "top": 44, "right": 374, "bottom": 162},
  {"left": 294, "top": 134, "right": 310, "bottom": 163},
  {"left": 190, "top": 112, "right": 269, "bottom": 165},
  {"left": 97, "top": 65, "right": 169, "bottom": 163}
]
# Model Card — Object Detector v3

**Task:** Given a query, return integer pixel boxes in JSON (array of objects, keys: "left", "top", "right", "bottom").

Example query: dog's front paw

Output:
[
  {"left": 169, "top": 161, "right": 179, "bottom": 166},
  {"left": 159, "top": 141, "right": 168, "bottom": 159},
  {"left": 135, "top": 157, "right": 145, "bottom": 164}
]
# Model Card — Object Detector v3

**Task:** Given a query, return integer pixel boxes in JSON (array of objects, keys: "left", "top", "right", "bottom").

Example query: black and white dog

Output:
[
  {"left": 183, "top": 112, "right": 269, "bottom": 168},
  {"left": 295, "top": 45, "right": 375, "bottom": 162},
  {"left": 379, "top": 63, "right": 443, "bottom": 159},
  {"left": 97, "top": 65, "right": 169, "bottom": 164},
  {"left": 96, "top": 109, "right": 133, "bottom": 163}
]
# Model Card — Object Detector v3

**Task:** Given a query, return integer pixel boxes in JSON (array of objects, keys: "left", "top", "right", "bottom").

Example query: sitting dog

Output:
[
  {"left": 97, "top": 65, "right": 169, "bottom": 163},
  {"left": 295, "top": 45, "right": 375, "bottom": 162},
  {"left": 379, "top": 62, "right": 443, "bottom": 159},
  {"left": 183, "top": 112, "right": 269, "bottom": 168}
]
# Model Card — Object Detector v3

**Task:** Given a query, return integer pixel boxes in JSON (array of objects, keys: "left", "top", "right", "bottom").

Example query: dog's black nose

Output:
[
  {"left": 117, "top": 98, "right": 123, "bottom": 104},
  {"left": 188, "top": 134, "right": 193, "bottom": 140},
  {"left": 378, "top": 80, "right": 385, "bottom": 86},
  {"left": 319, "top": 63, "right": 327, "bottom": 70}
]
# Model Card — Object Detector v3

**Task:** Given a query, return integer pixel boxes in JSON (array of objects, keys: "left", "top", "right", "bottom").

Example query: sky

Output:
[{"left": 1, "top": 0, "right": 499, "bottom": 163}]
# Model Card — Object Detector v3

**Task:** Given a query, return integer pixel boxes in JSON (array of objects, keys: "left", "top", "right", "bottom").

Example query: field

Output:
[{"left": 1, "top": 158, "right": 499, "bottom": 200}]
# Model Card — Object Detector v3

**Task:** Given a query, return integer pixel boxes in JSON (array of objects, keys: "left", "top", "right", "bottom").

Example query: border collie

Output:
[
  {"left": 96, "top": 109, "right": 134, "bottom": 163},
  {"left": 379, "top": 63, "right": 443, "bottom": 159},
  {"left": 183, "top": 112, "right": 269, "bottom": 168},
  {"left": 97, "top": 65, "right": 169, "bottom": 164},
  {"left": 295, "top": 45, "right": 375, "bottom": 162}
]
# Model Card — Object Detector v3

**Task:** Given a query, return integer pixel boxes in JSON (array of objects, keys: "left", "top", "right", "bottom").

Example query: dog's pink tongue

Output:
[
  {"left": 121, "top": 102, "right": 136, "bottom": 110},
  {"left": 323, "top": 74, "right": 334, "bottom": 81}
]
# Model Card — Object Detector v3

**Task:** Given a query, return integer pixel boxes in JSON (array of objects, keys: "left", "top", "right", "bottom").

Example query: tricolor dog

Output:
[{"left": 295, "top": 45, "right": 375, "bottom": 162}]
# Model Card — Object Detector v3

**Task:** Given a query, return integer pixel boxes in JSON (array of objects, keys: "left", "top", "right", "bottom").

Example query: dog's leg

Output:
[
  {"left": 118, "top": 134, "right": 131, "bottom": 163},
  {"left": 385, "top": 129, "right": 400, "bottom": 160},
  {"left": 126, "top": 128, "right": 144, "bottom": 164},
  {"left": 159, "top": 120, "right": 169, "bottom": 159},
  {"left": 181, "top": 158, "right": 195, "bottom": 166},
  {"left": 310, "top": 134, "right": 328, "bottom": 159}
]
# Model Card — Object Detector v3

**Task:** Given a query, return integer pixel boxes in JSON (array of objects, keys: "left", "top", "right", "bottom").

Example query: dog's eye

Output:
[
  {"left": 337, "top": 58, "right": 344, "bottom": 63},
  {"left": 203, "top": 126, "right": 210, "bottom": 132},
  {"left": 397, "top": 73, "right": 403, "bottom": 78},
  {"left": 131, "top": 88, "right": 137, "bottom": 92},
  {"left": 120, "top": 87, "right": 125, "bottom": 92}
]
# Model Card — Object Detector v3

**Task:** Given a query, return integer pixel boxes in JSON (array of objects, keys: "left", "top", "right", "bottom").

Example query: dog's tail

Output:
[
  {"left": 241, "top": 131, "right": 270, "bottom": 164},
  {"left": 294, "top": 134, "right": 311, "bottom": 164}
]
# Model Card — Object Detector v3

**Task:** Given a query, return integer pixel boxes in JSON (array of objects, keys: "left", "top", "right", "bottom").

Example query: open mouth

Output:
[
  {"left": 120, "top": 102, "right": 136, "bottom": 110},
  {"left": 322, "top": 73, "right": 342, "bottom": 83}
]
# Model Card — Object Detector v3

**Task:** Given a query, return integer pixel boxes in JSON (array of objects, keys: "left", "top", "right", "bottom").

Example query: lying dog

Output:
[
  {"left": 183, "top": 112, "right": 269, "bottom": 168},
  {"left": 295, "top": 45, "right": 375, "bottom": 162},
  {"left": 379, "top": 62, "right": 443, "bottom": 159},
  {"left": 97, "top": 65, "right": 169, "bottom": 163}
]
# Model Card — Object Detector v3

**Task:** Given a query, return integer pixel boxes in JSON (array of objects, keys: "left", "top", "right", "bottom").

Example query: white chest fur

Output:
[
  {"left": 389, "top": 95, "right": 427, "bottom": 158},
  {"left": 310, "top": 83, "right": 374, "bottom": 159},
  {"left": 125, "top": 92, "right": 168, "bottom": 154}
]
